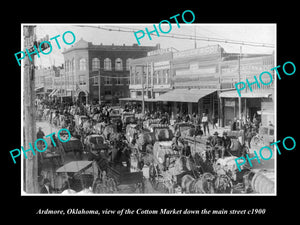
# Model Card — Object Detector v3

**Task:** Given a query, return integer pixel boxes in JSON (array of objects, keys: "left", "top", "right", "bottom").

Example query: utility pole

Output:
[
  {"left": 238, "top": 46, "right": 242, "bottom": 129},
  {"left": 23, "top": 25, "right": 38, "bottom": 193},
  {"left": 60, "top": 69, "right": 63, "bottom": 103},
  {"left": 141, "top": 66, "right": 145, "bottom": 115},
  {"left": 98, "top": 69, "right": 101, "bottom": 105},
  {"left": 194, "top": 26, "right": 197, "bottom": 49}
]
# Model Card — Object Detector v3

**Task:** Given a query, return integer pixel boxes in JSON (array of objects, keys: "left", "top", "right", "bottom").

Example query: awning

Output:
[
  {"left": 155, "top": 88, "right": 217, "bottom": 103},
  {"left": 56, "top": 161, "right": 93, "bottom": 173},
  {"left": 219, "top": 90, "right": 273, "bottom": 98},
  {"left": 119, "top": 97, "right": 158, "bottom": 102},
  {"left": 35, "top": 86, "right": 44, "bottom": 92},
  {"left": 48, "top": 89, "right": 58, "bottom": 97}
]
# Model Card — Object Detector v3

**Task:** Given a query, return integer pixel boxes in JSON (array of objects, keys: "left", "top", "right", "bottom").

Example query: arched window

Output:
[
  {"left": 65, "top": 61, "right": 68, "bottom": 72},
  {"left": 126, "top": 58, "right": 132, "bottom": 71},
  {"left": 92, "top": 58, "right": 100, "bottom": 71},
  {"left": 115, "top": 58, "right": 123, "bottom": 71},
  {"left": 72, "top": 58, "right": 75, "bottom": 71},
  {"left": 79, "top": 58, "right": 86, "bottom": 71},
  {"left": 104, "top": 58, "right": 112, "bottom": 71}
]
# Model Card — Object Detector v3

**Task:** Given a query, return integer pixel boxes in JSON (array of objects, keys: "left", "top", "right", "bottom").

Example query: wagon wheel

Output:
[
  {"left": 251, "top": 136, "right": 262, "bottom": 147},
  {"left": 92, "top": 178, "right": 107, "bottom": 193},
  {"left": 104, "top": 176, "right": 118, "bottom": 193},
  {"left": 154, "top": 181, "right": 170, "bottom": 193},
  {"left": 241, "top": 145, "right": 250, "bottom": 157},
  {"left": 136, "top": 180, "right": 145, "bottom": 193}
]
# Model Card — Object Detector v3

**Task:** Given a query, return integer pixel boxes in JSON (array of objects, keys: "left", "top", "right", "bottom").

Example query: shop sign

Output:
[
  {"left": 173, "top": 45, "right": 220, "bottom": 59},
  {"left": 147, "top": 48, "right": 172, "bottom": 57},
  {"left": 224, "top": 99, "right": 235, "bottom": 107}
]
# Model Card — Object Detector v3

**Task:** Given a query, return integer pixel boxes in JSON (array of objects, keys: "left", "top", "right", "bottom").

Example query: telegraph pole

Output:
[
  {"left": 98, "top": 69, "right": 101, "bottom": 105},
  {"left": 141, "top": 66, "right": 145, "bottom": 115},
  {"left": 238, "top": 46, "right": 242, "bottom": 129},
  {"left": 23, "top": 25, "right": 38, "bottom": 193}
]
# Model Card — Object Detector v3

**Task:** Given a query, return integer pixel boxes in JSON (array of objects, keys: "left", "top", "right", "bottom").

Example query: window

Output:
[
  {"left": 115, "top": 91, "right": 122, "bottom": 97},
  {"left": 126, "top": 58, "right": 132, "bottom": 71},
  {"left": 79, "top": 75, "right": 86, "bottom": 85},
  {"left": 93, "top": 76, "right": 99, "bottom": 85},
  {"left": 65, "top": 61, "right": 69, "bottom": 72},
  {"left": 104, "top": 90, "right": 111, "bottom": 95},
  {"left": 154, "top": 71, "right": 158, "bottom": 85},
  {"left": 72, "top": 58, "right": 75, "bottom": 71},
  {"left": 165, "top": 69, "right": 169, "bottom": 84},
  {"left": 115, "top": 58, "right": 123, "bottom": 71},
  {"left": 104, "top": 58, "right": 112, "bottom": 71},
  {"left": 92, "top": 58, "right": 100, "bottom": 71},
  {"left": 116, "top": 77, "right": 122, "bottom": 85},
  {"left": 79, "top": 58, "right": 86, "bottom": 71},
  {"left": 158, "top": 71, "right": 163, "bottom": 84},
  {"left": 104, "top": 76, "right": 111, "bottom": 85},
  {"left": 136, "top": 72, "right": 141, "bottom": 84}
]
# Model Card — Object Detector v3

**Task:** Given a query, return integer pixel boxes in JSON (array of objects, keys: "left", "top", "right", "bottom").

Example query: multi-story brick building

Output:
[
  {"left": 127, "top": 44, "right": 275, "bottom": 127},
  {"left": 124, "top": 48, "right": 175, "bottom": 112},
  {"left": 62, "top": 38, "right": 158, "bottom": 104}
]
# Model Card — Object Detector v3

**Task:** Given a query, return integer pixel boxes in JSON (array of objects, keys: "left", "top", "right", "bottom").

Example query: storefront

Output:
[
  {"left": 155, "top": 88, "right": 218, "bottom": 118},
  {"left": 219, "top": 90, "right": 274, "bottom": 127}
]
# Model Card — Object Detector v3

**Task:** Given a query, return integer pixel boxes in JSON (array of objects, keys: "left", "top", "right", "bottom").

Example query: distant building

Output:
[
  {"left": 62, "top": 38, "right": 159, "bottom": 104},
  {"left": 123, "top": 48, "right": 175, "bottom": 113},
  {"left": 35, "top": 65, "right": 65, "bottom": 99}
]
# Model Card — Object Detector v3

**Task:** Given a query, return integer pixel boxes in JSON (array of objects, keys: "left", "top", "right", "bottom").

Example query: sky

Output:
[{"left": 30, "top": 23, "right": 276, "bottom": 68}]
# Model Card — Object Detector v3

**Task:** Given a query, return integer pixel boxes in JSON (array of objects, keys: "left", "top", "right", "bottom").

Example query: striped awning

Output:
[
  {"left": 155, "top": 88, "right": 217, "bottom": 103},
  {"left": 48, "top": 89, "right": 58, "bottom": 97}
]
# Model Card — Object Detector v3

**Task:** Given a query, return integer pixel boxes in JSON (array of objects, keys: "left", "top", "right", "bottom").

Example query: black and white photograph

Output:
[
  {"left": 20, "top": 23, "right": 276, "bottom": 195},
  {"left": 4, "top": 5, "right": 298, "bottom": 220}
]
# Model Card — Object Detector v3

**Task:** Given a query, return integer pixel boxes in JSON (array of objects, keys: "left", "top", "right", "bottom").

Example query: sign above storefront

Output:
[
  {"left": 173, "top": 45, "right": 220, "bottom": 59},
  {"left": 147, "top": 48, "right": 172, "bottom": 56}
]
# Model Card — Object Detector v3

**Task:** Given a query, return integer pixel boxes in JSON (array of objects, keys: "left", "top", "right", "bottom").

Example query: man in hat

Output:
[
  {"left": 36, "top": 127, "right": 45, "bottom": 151},
  {"left": 210, "top": 131, "right": 224, "bottom": 160},
  {"left": 222, "top": 131, "right": 231, "bottom": 158},
  {"left": 40, "top": 178, "right": 54, "bottom": 194},
  {"left": 201, "top": 113, "right": 210, "bottom": 136},
  {"left": 37, "top": 127, "right": 45, "bottom": 139},
  {"left": 171, "top": 130, "right": 183, "bottom": 152}
]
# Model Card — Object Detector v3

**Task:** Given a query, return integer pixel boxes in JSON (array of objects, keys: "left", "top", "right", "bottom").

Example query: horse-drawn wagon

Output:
[
  {"left": 250, "top": 125, "right": 274, "bottom": 149},
  {"left": 91, "top": 146, "right": 144, "bottom": 193},
  {"left": 56, "top": 160, "right": 96, "bottom": 193}
]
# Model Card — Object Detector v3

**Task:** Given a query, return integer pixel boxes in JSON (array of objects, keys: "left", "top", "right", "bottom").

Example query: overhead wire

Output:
[{"left": 73, "top": 25, "right": 274, "bottom": 48}]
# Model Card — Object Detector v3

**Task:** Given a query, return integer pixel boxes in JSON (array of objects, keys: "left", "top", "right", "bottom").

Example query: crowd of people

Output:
[{"left": 35, "top": 98, "right": 270, "bottom": 193}]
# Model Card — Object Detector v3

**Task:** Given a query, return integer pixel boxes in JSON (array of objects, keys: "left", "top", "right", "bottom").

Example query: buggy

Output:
[
  {"left": 56, "top": 161, "right": 96, "bottom": 193},
  {"left": 250, "top": 126, "right": 274, "bottom": 148}
]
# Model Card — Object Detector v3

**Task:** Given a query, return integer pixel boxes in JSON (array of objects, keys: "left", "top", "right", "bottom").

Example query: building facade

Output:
[
  {"left": 35, "top": 65, "right": 65, "bottom": 99},
  {"left": 159, "top": 45, "right": 223, "bottom": 117},
  {"left": 127, "top": 44, "right": 275, "bottom": 127},
  {"left": 62, "top": 39, "right": 158, "bottom": 104},
  {"left": 219, "top": 55, "right": 274, "bottom": 127},
  {"left": 125, "top": 48, "right": 174, "bottom": 112}
]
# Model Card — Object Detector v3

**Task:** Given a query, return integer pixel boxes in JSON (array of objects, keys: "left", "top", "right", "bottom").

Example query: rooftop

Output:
[{"left": 62, "top": 38, "right": 159, "bottom": 54}]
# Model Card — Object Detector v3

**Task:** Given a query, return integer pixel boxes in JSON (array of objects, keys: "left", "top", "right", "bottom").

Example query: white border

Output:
[{"left": 20, "top": 23, "right": 277, "bottom": 196}]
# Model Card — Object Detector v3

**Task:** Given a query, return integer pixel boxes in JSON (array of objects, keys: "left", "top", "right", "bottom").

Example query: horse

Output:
[
  {"left": 82, "top": 120, "right": 95, "bottom": 135},
  {"left": 193, "top": 152, "right": 214, "bottom": 174},
  {"left": 93, "top": 122, "right": 106, "bottom": 135},
  {"left": 214, "top": 174, "right": 233, "bottom": 193},
  {"left": 136, "top": 132, "right": 155, "bottom": 152},
  {"left": 181, "top": 172, "right": 215, "bottom": 194},
  {"left": 102, "top": 124, "right": 117, "bottom": 141}
]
